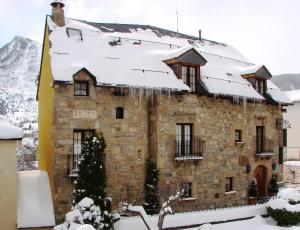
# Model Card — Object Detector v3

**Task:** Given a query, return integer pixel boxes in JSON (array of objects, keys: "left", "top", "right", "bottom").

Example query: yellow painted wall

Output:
[
  {"left": 0, "top": 140, "right": 18, "bottom": 229},
  {"left": 38, "top": 23, "right": 55, "bottom": 191}
]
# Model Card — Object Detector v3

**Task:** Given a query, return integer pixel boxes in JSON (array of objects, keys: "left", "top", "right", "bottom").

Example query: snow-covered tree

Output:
[
  {"left": 73, "top": 133, "right": 114, "bottom": 229},
  {"left": 143, "top": 160, "right": 160, "bottom": 214}
]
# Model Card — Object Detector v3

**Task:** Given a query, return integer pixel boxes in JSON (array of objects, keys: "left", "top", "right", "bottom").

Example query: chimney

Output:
[
  {"left": 51, "top": 0, "right": 65, "bottom": 27},
  {"left": 198, "top": 29, "right": 202, "bottom": 40}
]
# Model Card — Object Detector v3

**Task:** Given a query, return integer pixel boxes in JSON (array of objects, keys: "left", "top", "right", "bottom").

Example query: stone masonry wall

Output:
[{"left": 51, "top": 70, "right": 283, "bottom": 221}]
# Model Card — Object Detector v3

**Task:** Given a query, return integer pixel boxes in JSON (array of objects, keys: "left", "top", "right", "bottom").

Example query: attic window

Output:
[
  {"left": 182, "top": 65, "right": 196, "bottom": 92},
  {"left": 255, "top": 79, "right": 265, "bottom": 95},
  {"left": 66, "top": 28, "right": 83, "bottom": 41},
  {"left": 74, "top": 81, "right": 89, "bottom": 96},
  {"left": 226, "top": 73, "right": 233, "bottom": 78}
]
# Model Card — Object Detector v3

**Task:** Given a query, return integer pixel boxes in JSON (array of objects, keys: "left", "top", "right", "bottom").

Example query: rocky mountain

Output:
[
  {"left": 271, "top": 74, "right": 300, "bottom": 91},
  {"left": 0, "top": 36, "right": 41, "bottom": 170}
]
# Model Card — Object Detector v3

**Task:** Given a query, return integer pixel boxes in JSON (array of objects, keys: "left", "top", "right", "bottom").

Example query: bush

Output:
[{"left": 267, "top": 207, "right": 300, "bottom": 226}]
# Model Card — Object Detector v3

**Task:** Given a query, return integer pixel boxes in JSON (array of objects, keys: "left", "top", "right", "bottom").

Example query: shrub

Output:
[{"left": 267, "top": 207, "right": 300, "bottom": 226}]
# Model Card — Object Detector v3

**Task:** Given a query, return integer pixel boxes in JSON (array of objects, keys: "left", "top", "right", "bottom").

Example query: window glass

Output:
[
  {"left": 116, "top": 107, "right": 124, "bottom": 119},
  {"left": 235, "top": 130, "right": 242, "bottom": 142},
  {"left": 182, "top": 182, "right": 192, "bottom": 198},
  {"left": 225, "top": 177, "right": 233, "bottom": 192},
  {"left": 182, "top": 66, "right": 188, "bottom": 84},
  {"left": 74, "top": 81, "right": 88, "bottom": 96}
]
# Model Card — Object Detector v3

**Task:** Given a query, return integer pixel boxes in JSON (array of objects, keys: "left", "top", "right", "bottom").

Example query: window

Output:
[
  {"left": 255, "top": 79, "right": 265, "bottom": 95},
  {"left": 116, "top": 107, "right": 124, "bottom": 119},
  {"left": 74, "top": 81, "right": 89, "bottom": 96},
  {"left": 73, "top": 129, "right": 95, "bottom": 173},
  {"left": 176, "top": 124, "right": 192, "bottom": 157},
  {"left": 66, "top": 28, "right": 83, "bottom": 41},
  {"left": 182, "top": 66, "right": 196, "bottom": 92},
  {"left": 225, "top": 177, "right": 234, "bottom": 192},
  {"left": 182, "top": 182, "right": 192, "bottom": 198},
  {"left": 235, "top": 130, "right": 242, "bottom": 142},
  {"left": 256, "top": 126, "right": 264, "bottom": 154}
]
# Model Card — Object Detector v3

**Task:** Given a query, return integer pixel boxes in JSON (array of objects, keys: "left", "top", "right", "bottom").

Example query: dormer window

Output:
[
  {"left": 255, "top": 79, "right": 265, "bottom": 95},
  {"left": 66, "top": 28, "right": 83, "bottom": 41},
  {"left": 182, "top": 65, "right": 196, "bottom": 92},
  {"left": 74, "top": 81, "right": 89, "bottom": 96}
]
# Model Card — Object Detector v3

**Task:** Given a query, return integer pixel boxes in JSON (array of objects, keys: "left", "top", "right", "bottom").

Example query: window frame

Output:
[
  {"left": 235, "top": 129, "right": 242, "bottom": 142},
  {"left": 180, "top": 64, "right": 198, "bottom": 93},
  {"left": 225, "top": 177, "right": 234, "bottom": 192},
  {"left": 66, "top": 27, "right": 83, "bottom": 41},
  {"left": 74, "top": 80, "right": 89, "bottom": 96}
]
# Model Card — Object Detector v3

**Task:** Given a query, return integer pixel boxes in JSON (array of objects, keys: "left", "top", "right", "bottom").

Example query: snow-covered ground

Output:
[
  {"left": 194, "top": 215, "right": 300, "bottom": 230},
  {"left": 115, "top": 204, "right": 266, "bottom": 230}
]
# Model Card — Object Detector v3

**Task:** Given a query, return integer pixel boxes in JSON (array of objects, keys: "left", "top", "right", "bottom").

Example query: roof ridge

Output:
[{"left": 61, "top": 16, "right": 228, "bottom": 47}]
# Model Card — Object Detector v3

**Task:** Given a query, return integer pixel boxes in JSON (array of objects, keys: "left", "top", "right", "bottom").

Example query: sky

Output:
[{"left": 0, "top": 0, "right": 299, "bottom": 75}]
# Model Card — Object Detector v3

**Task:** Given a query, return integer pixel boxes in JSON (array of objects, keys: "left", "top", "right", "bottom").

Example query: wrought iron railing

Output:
[
  {"left": 256, "top": 137, "right": 274, "bottom": 155},
  {"left": 175, "top": 139, "right": 205, "bottom": 159}
]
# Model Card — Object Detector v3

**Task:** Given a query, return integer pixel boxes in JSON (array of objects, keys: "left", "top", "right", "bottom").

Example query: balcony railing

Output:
[
  {"left": 67, "top": 153, "right": 79, "bottom": 177},
  {"left": 175, "top": 139, "right": 205, "bottom": 160},
  {"left": 256, "top": 137, "right": 274, "bottom": 157}
]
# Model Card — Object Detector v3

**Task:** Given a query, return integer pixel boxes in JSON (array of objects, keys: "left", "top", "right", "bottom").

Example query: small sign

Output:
[{"left": 73, "top": 110, "right": 97, "bottom": 119}]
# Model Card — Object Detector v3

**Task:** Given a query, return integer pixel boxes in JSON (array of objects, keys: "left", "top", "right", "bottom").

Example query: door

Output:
[
  {"left": 254, "top": 165, "right": 267, "bottom": 197},
  {"left": 256, "top": 126, "right": 264, "bottom": 154},
  {"left": 176, "top": 124, "right": 192, "bottom": 157}
]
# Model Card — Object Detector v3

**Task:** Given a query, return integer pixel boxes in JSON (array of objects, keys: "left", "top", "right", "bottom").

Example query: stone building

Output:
[{"left": 37, "top": 1, "right": 292, "bottom": 221}]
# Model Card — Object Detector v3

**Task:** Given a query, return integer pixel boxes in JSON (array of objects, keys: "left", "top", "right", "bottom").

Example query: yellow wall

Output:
[
  {"left": 0, "top": 140, "right": 18, "bottom": 229},
  {"left": 38, "top": 24, "right": 55, "bottom": 191}
]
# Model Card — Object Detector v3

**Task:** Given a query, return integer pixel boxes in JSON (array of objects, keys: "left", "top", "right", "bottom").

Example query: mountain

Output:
[
  {"left": 271, "top": 74, "right": 300, "bottom": 91},
  {"left": 0, "top": 36, "right": 41, "bottom": 170}
]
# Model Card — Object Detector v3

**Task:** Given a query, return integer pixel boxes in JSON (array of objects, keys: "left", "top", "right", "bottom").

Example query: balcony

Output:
[
  {"left": 256, "top": 138, "right": 274, "bottom": 158},
  {"left": 175, "top": 139, "right": 205, "bottom": 161}
]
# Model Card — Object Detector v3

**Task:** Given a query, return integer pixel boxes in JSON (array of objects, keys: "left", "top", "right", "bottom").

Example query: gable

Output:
[
  {"left": 256, "top": 66, "right": 272, "bottom": 79},
  {"left": 176, "top": 49, "right": 207, "bottom": 66}
]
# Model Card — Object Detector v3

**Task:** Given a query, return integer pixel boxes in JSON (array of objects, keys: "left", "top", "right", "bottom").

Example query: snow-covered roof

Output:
[
  {"left": 0, "top": 120, "right": 23, "bottom": 140},
  {"left": 266, "top": 80, "right": 292, "bottom": 104},
  {"left": 239, "top": 64, "right": 264, "bottom": 75},
  {"left": 46, "top": 17, "right": 287, "bottom": 102},
  {"left": 285, "top": 90, "right": 300, "bottom": 102},
  {"left": 17, "top": 170, "right": 55, "bottom": 228}
]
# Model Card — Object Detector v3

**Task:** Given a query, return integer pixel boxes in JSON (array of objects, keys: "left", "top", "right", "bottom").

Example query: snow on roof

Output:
[
  {"left": 285, "top": 90, "right": 300, "bottom": 102},
  {"left": 0, "top": 120, "right": 23, "bottom": 140},
  {"left": 267, "top": 80, "right": 292, "bottom": 104},
  {"left": 46, "top": 17, "right": 287, "bottom": 102},
  {"left": 239, "top": 64, "right": 264, "bottom": 75},
  {"left": 17, "top": 170, "right": 55, "bottom": 228},
  {"left": 163, "top": 46, "right": 202, "bottom": 61}
]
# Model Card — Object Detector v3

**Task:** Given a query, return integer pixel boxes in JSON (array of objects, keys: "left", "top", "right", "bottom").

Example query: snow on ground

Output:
[
  {"left": 193, "top": 215, "right": 300, "bottom": 230},
  {"left": 0, "top": 120, "right": 23, "bottom": 139},
  {"left": 17, "top": 170, "right": 55, "bottom": 228},
  {"left": 115, "top": 204, "right": 266, "bottom": 230}
]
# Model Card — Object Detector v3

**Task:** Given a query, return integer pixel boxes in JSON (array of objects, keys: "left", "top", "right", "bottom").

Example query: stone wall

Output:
[{"left": 51, "top": 70, "right": 283, "bottom": 221}]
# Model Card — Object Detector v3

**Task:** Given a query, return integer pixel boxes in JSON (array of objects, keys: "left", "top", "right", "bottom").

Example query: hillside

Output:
[
  {"left": 271, "top": 74, "right": 300, "bottom": 91},
  {"left": 0, "top": 36, "right": 41, "bottom": 170}
]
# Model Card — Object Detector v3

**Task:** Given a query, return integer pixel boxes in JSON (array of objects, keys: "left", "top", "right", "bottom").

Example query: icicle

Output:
[{"left": 243, "top": 97, "right": 247, "bottom": 112}]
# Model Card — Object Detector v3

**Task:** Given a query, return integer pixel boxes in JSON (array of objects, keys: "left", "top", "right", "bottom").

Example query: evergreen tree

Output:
[
  {"left": 143, "top": 160, "right": 160, "bottom": 214},
  {"left": 73, "top": 133, "right": 113, "bottom": 229},
  {"left": 249, "top": 178, "right": 258, "bottom": 198},
  {"left": 269, "top": 174, "right": 279, "bottom": 194}
]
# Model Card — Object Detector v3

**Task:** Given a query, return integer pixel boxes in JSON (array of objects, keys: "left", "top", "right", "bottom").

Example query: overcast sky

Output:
[{"left": 0, "top": 0, "right": 299, "bottom": 75}]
